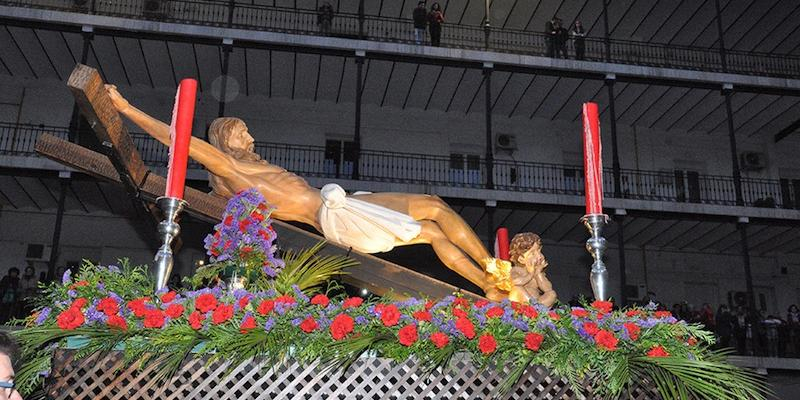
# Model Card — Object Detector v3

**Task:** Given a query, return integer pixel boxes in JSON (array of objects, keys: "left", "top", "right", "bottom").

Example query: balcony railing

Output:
[
  {"left": 2, "top": 123, "right": 798, "bottom": 210},
  {"left": 3, "top": 0, "right": 799, "bottom": 78}
]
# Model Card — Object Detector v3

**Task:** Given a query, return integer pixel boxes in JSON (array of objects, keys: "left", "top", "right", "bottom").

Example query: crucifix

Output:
[{"left": 37, "top": 64, "right": 483, "bottom": 301}]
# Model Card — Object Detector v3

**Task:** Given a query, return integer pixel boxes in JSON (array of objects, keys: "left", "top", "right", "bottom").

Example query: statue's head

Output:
[
  {"left": 208, "top": 117, "right": 260, "bottom": 161},
  {"left": 509, "top": 232, "right": 545, "bottom": 271}
]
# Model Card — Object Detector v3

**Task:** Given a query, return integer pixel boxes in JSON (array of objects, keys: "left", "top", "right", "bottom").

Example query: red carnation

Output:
[
  {"left": 548, "top": 311, "right": 561, "bottom": 320},
  {"left": 188, "top": 311, "right": 205, "bottom": 330},
  {"left": 239, "top": 219, "right": 251, "bottom": 231},
  {"left": 223, "top": 215, "right": 233, "bottom": 226},
  {"left": 520, "top": 305, "right": 538, "bottom": 319},
  {"left": 238, "top": 295, "right": 251, "bottom": 310},
  {"left": 342, "top": 297, "right": 363, "bottom": 309},
  {"left": 165, "top": 303, "right": 185, "bottom": 319},
  {"left": 571, "top": 308, "right": 589, "bottom": 318},
  {"left": 56, "top": 307, "right": 84, "bottom": 330},
  {"left": 299, "top": 316, "right": 318, "bottom": 333},
  {"left": 624, "top": 322, "right": 640, "bottom": 341},
  {"left": 594, "top": 330, "right": 618, "bottom": 351},
  {"left": 398, "top": 325, "right": 418, "bottom": 347},
  {"left": 430, "top": 332, "right": 449, "bottom": 349},
  {"left": 107, "top": 315, "right": 127, "bottom": 331},
  {"left": 525, "top": 332, "right": 544, "bottom": 351},
  {"left": 425, "top": 300, "right": 435, "bottom": 310},
  {"left": 474, "top": 299, "right": 489, "bottom": 308},
  {"left": 71, "top": 298, "right": 88, "bottom": 310},
  {"left": 583, "top": 322, "right": 599, "bottom": 336},
  {"left": 486, "top": 307, "right": 505, "bottom": 319},
  {"left": 310, "top": 294, "right": 330, "bottom": 307},
  {"left": 412, "top": 310, "right": 432, "bottom": 322},
  {"left": 687, "top": 337, "right": 698, "bottom": 346},
  {"left": 626, "top": 309, "right": 643, "bottom": 317},
  {"left": 251, "top": 211, "right": 265, "bottom": 222},
  {"left": 97, "top": 297, "right": 119, "bottom": 316},
  {"left": 195, "top": 293, "right": 218, "bottom": 313},
  {"left": 143, "top": 309, "right": 165, "bottom": 329},
  {"left": 212, "top": 304, "right": 234, "bottom": 325},
  {"left": 330, "top": 314, "right": 355, "bottom": 340},
  {"left": 478, "top": 334, "right": 497, "bottom": 354},
  {"left": 647, "top": 345, "right": 670, "bottom": 358},
  {"left": 591, "top": 300, "right": 613, "bottom": 314},
  {"left": 380, "top": 304, "right": 401, "bottom": 327},
  {"left": 275, "top": 295, "right": 296, "bottom": 305},
  {"left": 452, "top": 307, "right": 468, "bottom": 318},
  {"left": 240, "top": 315, "right": 257, "bottom": 333},
  {"left": 453, "top": 298, "right": 469, "bottom": 308},
  {"left": 161, "top": 291, "right": 177, "bottom": 304},
  {"left": 257, "top": 299, "right": 275, "bottom": 316},
  {"left": 127, "top": 297, "right": 151, "bottom": 317},
  {"left": 455, "top": 317, "right": 476, "bottom": 339},
  {"left": 654, "top": 311, "right": 672, "bottom": 319}
]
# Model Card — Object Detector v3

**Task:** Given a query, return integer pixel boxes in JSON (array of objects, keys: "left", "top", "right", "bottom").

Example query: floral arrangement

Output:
[{"left": 11, "top": 191, "right": 768, "bottom": 399}]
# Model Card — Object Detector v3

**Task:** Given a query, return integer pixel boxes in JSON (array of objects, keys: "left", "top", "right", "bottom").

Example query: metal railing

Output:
[
  {"left": 3, "top": 0, "right": 799, "bottom": 78},
  {"left": 4, "top": 123, "right": 795, "bottom": 209}
]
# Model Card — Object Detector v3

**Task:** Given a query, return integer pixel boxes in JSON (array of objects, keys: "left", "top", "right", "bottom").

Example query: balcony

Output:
[
  {"left": 2, "top": 123, "right": 798, "bottom": 211},
  {"left": 2, "top": 0, "right": 799, "bottom": 79}
]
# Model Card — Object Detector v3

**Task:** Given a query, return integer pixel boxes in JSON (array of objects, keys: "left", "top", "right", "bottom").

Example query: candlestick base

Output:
[
  {"left": 154, "top": 196, "right": 188, "bottom": 291},
  {"left": 581, "top": 214, "right": 609, "bottom": 301}
]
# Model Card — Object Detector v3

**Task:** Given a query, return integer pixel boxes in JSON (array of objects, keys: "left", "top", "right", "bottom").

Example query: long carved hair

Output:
[{"left": 207, "top": 117, "right": 264, "bottom": 197}]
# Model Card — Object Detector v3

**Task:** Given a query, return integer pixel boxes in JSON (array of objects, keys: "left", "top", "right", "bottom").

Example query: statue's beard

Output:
[{"left": 229, "top": 148, "right": 265, "bottom": 163}]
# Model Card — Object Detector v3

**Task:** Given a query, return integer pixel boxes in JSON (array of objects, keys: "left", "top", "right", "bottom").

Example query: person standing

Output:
[
  {"left": 412, "top": 1, "right": 428, "bottom": 45},
  {"left": 0, "top": 269, "right": 20, "bottom": 324},
  {"left": 17, "top": 266, "right": 38, "bottom": 319},
  {"left": 544, "top": 17, "right": 557, "bottom": 57},
  {"left": 715, "top": 305, "right": 733, "bottom": 349},
  {"left": 317, "top": 2, "right": 334, "bottom": 36},
  {"left": 571, "top": 20, "right": 586, "bottom": 60},
  {"left": 0, "top": 333, "right": 23, "bottom": 400},
  {"left": 555, "top": 18, "right": 569, "bottom": 59},
  {"left": 788, "top": 304, "right": 800, "bottom": 356},
  {"left": 428, "top": 3, "right": 445, "bottom": 47}
]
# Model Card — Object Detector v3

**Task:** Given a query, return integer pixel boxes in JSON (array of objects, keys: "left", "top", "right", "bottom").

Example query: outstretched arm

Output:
[{"left": 105, "top": 85, "right": 236, "bottom": 178}]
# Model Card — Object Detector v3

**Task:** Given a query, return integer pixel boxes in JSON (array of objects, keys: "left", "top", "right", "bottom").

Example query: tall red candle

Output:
[
  {"left": 495, "top": 228, "right": 510, "bottom": 261},
  {"left": 582, "top": 102, "right": 603, "bottom": 215},
  {"left": 165, "top": 79, "right": 198, "bottom": 199}
]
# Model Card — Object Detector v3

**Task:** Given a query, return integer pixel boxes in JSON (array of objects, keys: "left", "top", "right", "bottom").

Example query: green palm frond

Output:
[
  {"left": 270, "top": 241, "right": 358, "bottom": 295},
  {"left": 630, "top": 349, "right": 771, "bottom": 400}
]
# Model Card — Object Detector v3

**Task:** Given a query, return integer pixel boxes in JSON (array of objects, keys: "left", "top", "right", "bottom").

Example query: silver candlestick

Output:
[
  {"left": 154, "top": 196, "right": 188, "bottom": 290},
  {"left": 581, "top": 214, "right": 609, "bottom": 301}
]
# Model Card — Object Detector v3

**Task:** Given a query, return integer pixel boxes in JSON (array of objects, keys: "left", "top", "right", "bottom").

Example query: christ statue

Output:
[{"left": 106, "top": 85, "right": 508, "bottom": 299}]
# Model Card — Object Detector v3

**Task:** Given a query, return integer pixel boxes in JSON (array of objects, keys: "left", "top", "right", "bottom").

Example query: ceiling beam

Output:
[{"left": 773, "top": 118, "right": 800, "bottom": 143}]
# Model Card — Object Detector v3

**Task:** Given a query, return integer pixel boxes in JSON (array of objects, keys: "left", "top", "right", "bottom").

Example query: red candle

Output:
[
  {"left": 582, "top": 102, "right": 603, "bottom": 215},
  {"left": 495, "top": 228, "right": 510, "bottom": 261},
  {"left": 165, "top": 79, "right": 198, "bottom": 199}
]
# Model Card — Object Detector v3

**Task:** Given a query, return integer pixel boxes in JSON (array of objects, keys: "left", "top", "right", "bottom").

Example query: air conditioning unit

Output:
[
  {"left": 740, "top": 152, "right": 766, "bottom": 171},
  {"left": 25, "top": 244, "right": 51, "bottom": 262},
  {"left": 496, "top": 134, "right": 517, "bottom": 151}
]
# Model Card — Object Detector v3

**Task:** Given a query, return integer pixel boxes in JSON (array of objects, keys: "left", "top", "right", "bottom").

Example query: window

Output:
[
  {"left": 449, "top": 153, "right": 481, "bottom": 186},
  {"left": 324, "top": 139, "right": 356, "bottom": 178}
]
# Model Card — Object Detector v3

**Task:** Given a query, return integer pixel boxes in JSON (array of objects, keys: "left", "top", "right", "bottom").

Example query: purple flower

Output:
[
  {"left": 355, "top": 316, "right": 368, "bottom": 325},
  {"left": 107, "top": 265, "right": 120, "bottom": 273},
  {"left": 264, "top": 317, "right": 276, "bottom": 332},
  {"left": 291, "top": 317, "right": 303, "bottom": 326},
  {"left": 96, "top": 282, "right": 105, "bottom": 292},
  {"left": 511, "top": 318, "right": 529, "bottom": 332},
  {"left": 67, "top": 290, "right": 77, "bottom": 298},
  {"left": 85, "top": 305, "right": 106, "bottom": 324},
  {"left": 35, "top": 307, "right": 52, "bottom": 325},
  {"left": 61, "top": 269, "right": 72, "bottom": 285},
  {"left": 292, "top": 285, "right": 309, "bottom": 303}
]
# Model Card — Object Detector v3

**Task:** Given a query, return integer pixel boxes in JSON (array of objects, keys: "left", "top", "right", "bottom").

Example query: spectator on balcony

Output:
[
  {"left": 544, "top": 17, "right": 557, "bottom": 57},
  {"left": 571, "top": 20, "right": 586, "bottom": 60},
  {"left": 317, "top": 2, "right": 335, "bottom": 36},
  {"left": 412, "top": 1, "right": 428, "bottom": 45},
  {"left": 428, "top": 3, "right": 445, "bottom": 47},
  {"left": 0, "top": 268, "right": 20, "bottom": 324},
  {"left": 699, "top": 303, "right": 715, "bottom": 331},
  {"left": 17, "top": 266, "right": 38, "bottom": 319},
  {"left": 555, "top": 18, "right": 568, "bottom": 59},
  {"left": 788, "top": 304, "right": 800, "bottom": 356}
]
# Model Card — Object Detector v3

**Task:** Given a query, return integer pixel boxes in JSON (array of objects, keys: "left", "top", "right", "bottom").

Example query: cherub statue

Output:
[
  {"left": 105, "top": 85, "right": 508, "bottom": 298},
  {"left": 507, "top": 233, "right": 557, "bottom": 307}
]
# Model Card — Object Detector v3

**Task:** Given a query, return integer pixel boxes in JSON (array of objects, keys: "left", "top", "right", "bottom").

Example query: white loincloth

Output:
[{"left": 318, "top": 184, "right": 422, "bottom": 253}]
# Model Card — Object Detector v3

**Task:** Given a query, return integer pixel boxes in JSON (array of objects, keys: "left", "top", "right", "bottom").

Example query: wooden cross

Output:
[{"left": 36, "top": 64, "right": 482, "bottom": 301}]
